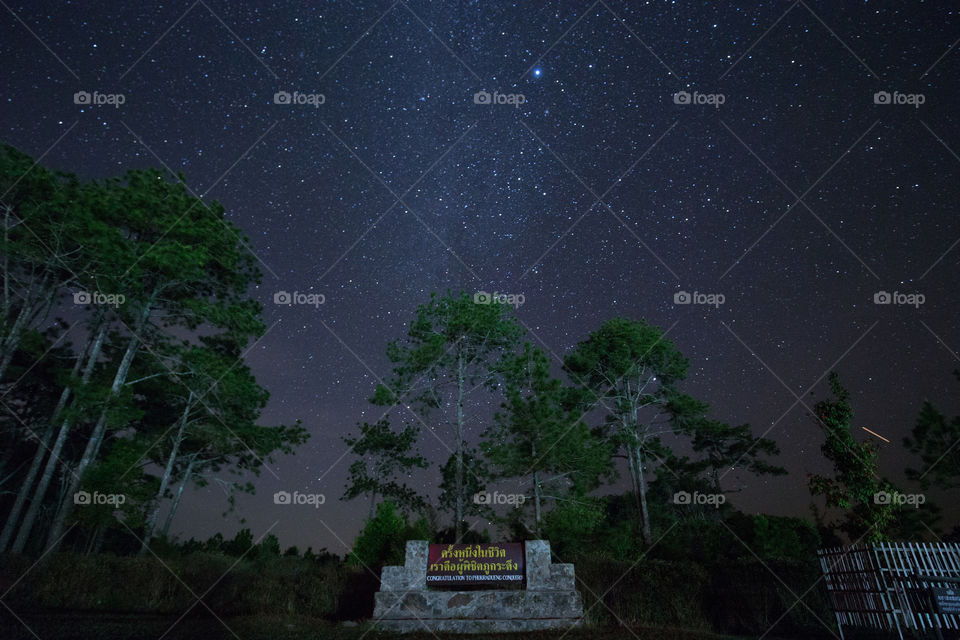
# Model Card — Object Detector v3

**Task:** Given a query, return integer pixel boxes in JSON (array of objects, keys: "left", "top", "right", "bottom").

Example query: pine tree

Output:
[
  {"left": 808, "top": 372, "right": 897, "bottom": 543},
  {"left": 371, "top": 291, "right": 523, "bottom": 539},
  {"left": 483, "top": 343, "right": 611, "bottom": 536}
]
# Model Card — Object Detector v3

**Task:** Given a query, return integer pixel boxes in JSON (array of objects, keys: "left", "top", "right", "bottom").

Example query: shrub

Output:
[
  {"left": 572, "top": 552, "right": 831, "bottom": 636},
  {"left": 574, "top": 554, "right": 711, "bottom": 629},
  {"left": 347, "top": 501, "right": 431, "bottom": 568},
  {"left": 0, "top": 551, "right": 347, "bottom": 618},
  {"left": 347, "top": 501, "right": 407, "bottom": 568}
]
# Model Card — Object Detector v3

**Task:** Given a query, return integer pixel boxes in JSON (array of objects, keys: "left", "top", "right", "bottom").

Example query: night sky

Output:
[{"left": 2, "top": 1, "right": 959, "bottom": 554}]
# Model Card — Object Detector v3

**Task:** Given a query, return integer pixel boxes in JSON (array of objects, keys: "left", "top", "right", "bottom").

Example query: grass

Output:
[
  {"left": 0, "top": 551, "right": 839, "bottom": 638},
  {"left": 0, "top": 612, "right": 819, "bottom": 640}
]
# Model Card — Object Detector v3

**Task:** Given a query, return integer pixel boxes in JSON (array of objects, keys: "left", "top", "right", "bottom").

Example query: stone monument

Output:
[{"left": 373, "top": 540, "right": 584, "bottom": 633}]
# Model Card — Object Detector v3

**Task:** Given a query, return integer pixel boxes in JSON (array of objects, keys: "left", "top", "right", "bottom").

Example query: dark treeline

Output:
[
  {"left": 0, "top": 144, "right": 306, "bottom": 557},
  {"left": 342, "top": 292, "right": 958, "bottom": 567},
  {"left": 1, "top": 144, "right": 958, "bottom": 638}
]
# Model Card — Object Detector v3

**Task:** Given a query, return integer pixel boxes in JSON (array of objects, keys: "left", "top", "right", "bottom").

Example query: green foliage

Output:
[
  {"left": 370, "top": 290, "right": 524, "bottom": 534},
  {"left": 223, "top": 528, "right": 254, "bottom": 557},
  {"left": 341, "top": 417, "right": 429, "bottom": 516},
  {"left": 807, "top": 372, "right": 898, "bottom": 542},
  {"left": 562, "top": 317, "right": 701, "bottom": 545},
  {"left": 483, "top": 343, "right": 612, "bottom": 535},
  {"left": 563, "top": 317, "right": 690, "bottom": 392},
  {"left": 904, "top": 389, "right": 960, "bottom": 490},
  {"left": 0, "top": 551, "right": 350, "bottom": 618},
  {"left": 885, "top": 500, "right": 943, "bottom": 542},
  {"left": 347, "top": 501, "right": 429, "bottom": 568},
  {"left": 371, "top": 291, "right": 524, "bottom": 407},
  {"left": 255, "top": 533, "right": 281, "bottom": 560},
  {"left": 540, "top": 496, "right": 606, "bottom": 558},
  {"left": 203, "top": 532, "right": 225, "bottom": 554},
  {"left": 652, "top": 517, "right": 740, "bottom": 564},
  {"left": 433, "top": 524, "right": 490, "bottom": 544},
  {"left": 576, "top": 548, "right": 833, "bottom": 636},
  {"left": 687, "top": 419, "right": 786, "bottom": 490},
  {"left": 751, "top": 514, "right": 821, "bottom": 560},
  {"left": 76, "top": 436, "right": 159, "bottom": 534},
  {"left": 572, "top": 555, "right": 711, "bottom": 629},
  {"left": 0, "top": 144, "right": 311, "bottom": 555},
  {"left": 437, "top": 449, "right": 490, "bottom": 519},
  {"left": 0, "top": 548, "right": 832, "bottom": 637}
]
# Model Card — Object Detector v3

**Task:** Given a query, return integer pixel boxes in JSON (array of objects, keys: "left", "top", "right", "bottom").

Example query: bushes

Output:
[
  {"left": 347, "top": 501, "right": 430, "bottom": 568},
  {"left": 1, "top": 545, "right": 833, "bottom": 636},
  {"left": 574, "top": 555, "right": 711, "bottom": 629},
  {"left": 572, "top": 553, "right": 831, "bottom": 637},
  {"left": 0, "top": 552, "right": 352, "bottom": 618},
  {"left": 706, "top": 558, "right": 831, "bottom": 636},
  {"left": 540, "top": 498, "right": 607, "bottom": 558}
]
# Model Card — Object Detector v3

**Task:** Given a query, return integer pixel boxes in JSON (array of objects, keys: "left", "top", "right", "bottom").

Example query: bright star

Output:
[{"left": 533, "top": 68, "right": 542, "bottom": 77}]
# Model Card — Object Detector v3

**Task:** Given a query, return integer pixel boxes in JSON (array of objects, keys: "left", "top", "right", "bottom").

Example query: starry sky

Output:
[{"left": 2, "top": 0, "right": 959, "bottom": 554}]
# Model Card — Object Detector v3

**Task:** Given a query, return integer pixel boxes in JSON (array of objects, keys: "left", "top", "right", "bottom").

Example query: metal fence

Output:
[{"left": 818, "top": 542, "right": 960, "bottom": 639}]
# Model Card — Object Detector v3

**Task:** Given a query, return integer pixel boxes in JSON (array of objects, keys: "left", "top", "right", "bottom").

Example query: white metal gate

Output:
[{"left": 818, "top": 543, "right": 960, "bottom": 639}]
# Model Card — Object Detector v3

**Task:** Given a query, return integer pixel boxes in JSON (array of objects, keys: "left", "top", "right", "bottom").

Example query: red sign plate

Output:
[{"left": 426, "top": 543, "right": 524, "bottom": 586}]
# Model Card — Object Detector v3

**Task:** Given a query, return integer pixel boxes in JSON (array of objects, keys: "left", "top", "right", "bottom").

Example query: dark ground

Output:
[
  {"left": 2, "top": 612, "right": 931, "bottom": 640},
  {"left": 0, "top": 612, "right": 837, "bottom": 640}
]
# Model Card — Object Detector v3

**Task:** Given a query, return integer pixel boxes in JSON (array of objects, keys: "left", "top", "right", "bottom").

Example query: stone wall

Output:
[{"left": 373, "top": 540, "right": 583, "bottom": 633}]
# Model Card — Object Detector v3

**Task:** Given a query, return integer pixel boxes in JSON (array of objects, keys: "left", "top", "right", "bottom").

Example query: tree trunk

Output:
[
  {"left": 625, "top": 440, "right": 642, "bottom": 516},
  {"left": 626, "top": 385, "right": 652, "bottom": 547},
  {"left": 634, "top": 445, "right": 652, "bottom": 547},
  {"left": 9, "top": 321, "right": 107, "bottom": 553},
  {"left": 532, "top": 469, "right": 542, "bottom": 537},
  {"left": 39, "top": 462, "right": 75, "bottom": 551},
  {"left": 45, "top": 296, "right": 153, "bottom": 553},
  {"left": 83, "top": 524, "right": 103, "bottom": 555},
  {"left": 0, "top": 312, "right": 100, "bottom": 552},
  {"left": 0, "top": 459, "right": 23, "bottom": 489},
  {"left": 0, "top": 270, "right": 36, "bottom": 361},
  {"left": 530, "top": 435, "right": 542, "bottom": 537},
  {"left": 161, "top": 454, "right": 196, "bottom": 539},
  {"left": 0, "top": 271, "right": 49, "bottom": 383},
  {"left": 368, "top": 487, "right": 378, "bottom": 520},
  {"left": 455, "top": 348, "right": 465, "bottom": 541},
  {"left": 90, "top": 525, "right": 106, "bottom": 555},
  {"left": 623, "top": 412, "right": 642, "bottom": 520},
  {"left": 3, "top": 205, "right": 9, "bottom": 322},
  {"left": 140, "top": 391, "right": 192, "bottom": 554},
  {"left": 0, "top": 427, "right": 53, "bottom": 553}
]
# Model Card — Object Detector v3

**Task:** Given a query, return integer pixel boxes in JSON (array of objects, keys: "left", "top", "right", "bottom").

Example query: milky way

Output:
[{"left": 2, "top": 1, "right": 958, "bottom": 552}]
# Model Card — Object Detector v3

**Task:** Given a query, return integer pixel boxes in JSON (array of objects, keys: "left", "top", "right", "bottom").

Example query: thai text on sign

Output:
[{"left": 426, "top": 542, "right": 524, "bottom": 585}]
